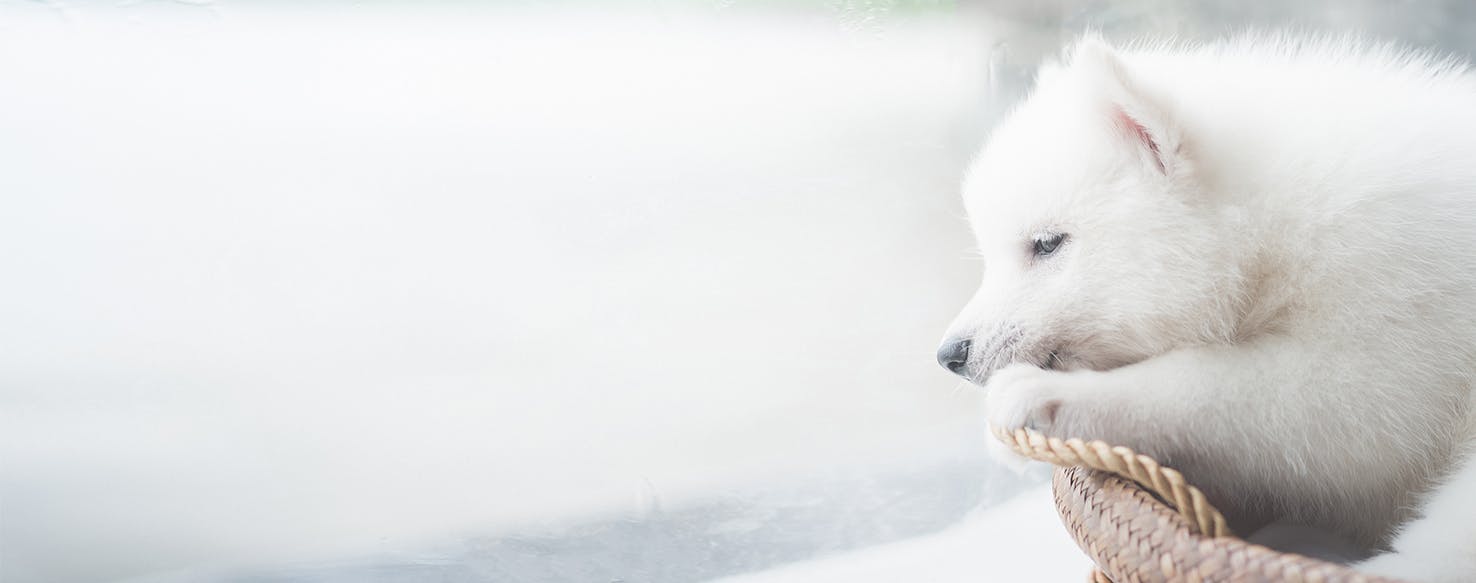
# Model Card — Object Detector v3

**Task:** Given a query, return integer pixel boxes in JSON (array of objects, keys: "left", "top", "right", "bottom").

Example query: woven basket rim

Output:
[{"left": 998, "top": 427, "right": 1407, "bottom": 583}]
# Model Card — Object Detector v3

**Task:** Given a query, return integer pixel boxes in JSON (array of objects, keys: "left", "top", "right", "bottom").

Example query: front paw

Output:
[{"left": 982, "top": 364, "right": 1078, "bottom": 438}]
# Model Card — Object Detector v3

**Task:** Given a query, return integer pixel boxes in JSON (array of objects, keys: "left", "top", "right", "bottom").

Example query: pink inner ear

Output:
[{"left": 1112, "top": 106, "right": 1166, "bottom": 174}]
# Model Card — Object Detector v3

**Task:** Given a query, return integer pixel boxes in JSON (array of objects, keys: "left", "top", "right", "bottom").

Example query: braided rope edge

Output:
[{"left": 993, "top": 426, "right": 1232, "bottom": 539}]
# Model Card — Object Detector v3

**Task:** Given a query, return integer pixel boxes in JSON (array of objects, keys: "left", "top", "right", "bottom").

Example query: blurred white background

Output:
[
  {"left": 1, "top": 4, "right": 1001, "bottom": 582},
  {"left": 3, "top": 1, "right": 1474, "bottom": 582}
]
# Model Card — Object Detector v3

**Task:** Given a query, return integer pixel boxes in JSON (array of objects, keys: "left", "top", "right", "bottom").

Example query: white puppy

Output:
[{"left": 938, "top": 35, "right": 1476, "bottom": 581}]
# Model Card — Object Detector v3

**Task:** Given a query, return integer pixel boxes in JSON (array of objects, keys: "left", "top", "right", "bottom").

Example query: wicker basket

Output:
[{"left": 998, "top": 429, "right": 1407, "bottom": 583}]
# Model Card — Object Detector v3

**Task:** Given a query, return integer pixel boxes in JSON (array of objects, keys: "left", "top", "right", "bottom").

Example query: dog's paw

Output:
[{"left": 982, "top": 363, "right": 1079, "bottom": 438}]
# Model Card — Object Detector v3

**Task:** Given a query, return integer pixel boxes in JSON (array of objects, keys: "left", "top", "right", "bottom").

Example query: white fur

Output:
[
  {"left": 1360, "top": 456, "right": 1476, "bottom": 581},
  {"left": 946, "top": 34, "right": 1476, "bottom": 579}
]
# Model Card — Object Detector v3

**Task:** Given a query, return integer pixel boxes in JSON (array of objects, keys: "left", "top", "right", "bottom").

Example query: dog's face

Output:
[{"left": 939, "top": 40, "right": 1247, "bottom": 383}]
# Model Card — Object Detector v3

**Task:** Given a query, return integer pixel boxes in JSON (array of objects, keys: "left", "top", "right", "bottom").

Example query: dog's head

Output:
[{"left": 939, "top": 39, "right": 1249, "bottom": 383}]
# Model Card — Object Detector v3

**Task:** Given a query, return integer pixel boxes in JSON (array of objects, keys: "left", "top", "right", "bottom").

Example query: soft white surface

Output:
[{"left": 716, "top": 484, "right": 1090, "bottom": 583}]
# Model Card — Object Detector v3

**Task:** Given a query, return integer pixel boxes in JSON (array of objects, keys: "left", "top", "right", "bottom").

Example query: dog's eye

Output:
[{"left": 1033, "top": 233, "right": 1067, "bottom": 257}]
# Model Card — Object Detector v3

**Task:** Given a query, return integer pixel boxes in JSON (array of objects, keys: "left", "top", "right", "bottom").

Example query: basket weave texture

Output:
[{"left": 995, "top": 428, "right": 1407, "bottom": 583}]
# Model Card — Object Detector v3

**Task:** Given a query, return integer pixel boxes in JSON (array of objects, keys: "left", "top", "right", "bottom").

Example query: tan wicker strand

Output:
[
  {"left": 995, "top": 427, "right": 1231, "bottom": 538},
  {"left": 994, "top": 427, "right": 1409, "bottom": 583},
  {"left": 1052, "top": 467, "right": 1410, "bottom": 582}
]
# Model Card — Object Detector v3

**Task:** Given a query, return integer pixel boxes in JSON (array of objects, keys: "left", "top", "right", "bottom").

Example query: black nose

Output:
[{"left": 936, "top": 337, "right": 971, "bottom": 377}]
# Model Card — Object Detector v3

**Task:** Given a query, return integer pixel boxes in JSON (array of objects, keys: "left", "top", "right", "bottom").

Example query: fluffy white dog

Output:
[{"left": 937, "top": 35, "right": 1476, "bottom": 581}]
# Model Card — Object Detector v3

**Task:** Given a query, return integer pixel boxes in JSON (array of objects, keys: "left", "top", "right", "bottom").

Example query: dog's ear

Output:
[{"left": 1073, "top": 38, "right": 1183, "bottom": 177}]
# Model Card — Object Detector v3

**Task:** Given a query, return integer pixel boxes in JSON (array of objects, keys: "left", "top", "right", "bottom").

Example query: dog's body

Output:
[{"left": 941, "top": 36, "right": 1476, "bottom": 581}]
